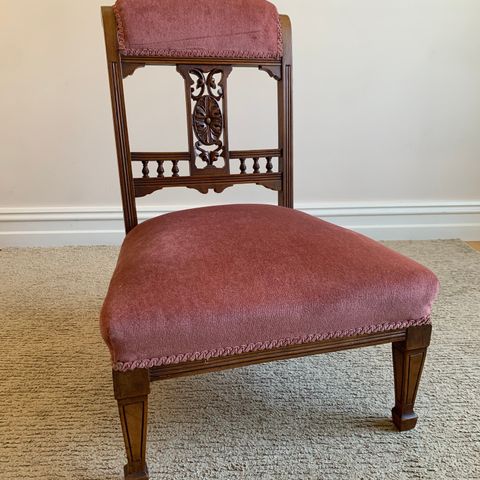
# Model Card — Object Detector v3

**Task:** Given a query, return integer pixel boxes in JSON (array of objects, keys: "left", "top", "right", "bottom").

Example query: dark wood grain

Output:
[
  {"left": 102, "top": 7, "right": 137, "bottom": 233},
  {"left": 277, "top": 16, "right": 293, "bottom": 208},
  {"left": 134, "top": 173, "right": 283, "bottom": 197},
  {"left": 391, "top": 324, "right": 432, "bottom": 431},
  {"left": 230, "top": 149, "right": 281, "bottom": 159},
  {"left": 113, "top": 369, "right": 150, "bottom": 480}
]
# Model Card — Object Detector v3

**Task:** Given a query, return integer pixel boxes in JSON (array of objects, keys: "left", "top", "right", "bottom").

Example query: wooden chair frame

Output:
[{"left": 102, "top": 7, "right": 432, "bottom": 479}]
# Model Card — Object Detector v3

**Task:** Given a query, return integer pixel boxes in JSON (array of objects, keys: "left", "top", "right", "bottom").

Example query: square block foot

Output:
[
  {"left": 124, "top": 464, "right": 149, "bottom": 480},
  {"left": 392, "top": 408, "right": 418, "bottom": 431}
]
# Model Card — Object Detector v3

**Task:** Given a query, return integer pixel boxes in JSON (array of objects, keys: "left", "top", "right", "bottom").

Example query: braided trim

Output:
[
  {"left": 112, "top": 3, "right": 127, "bottom": 52},
  {"left": 118, "top": 46, "right": 281, "bottom": 60},
  {"left": 112, "top": 316, "right": 432, "bottom": 372},
  {"left": 112, "top": 2, "right": 283, "bottom": 60},
  {"left": 275, "top": 9, "right": 284, "bottom": 58}
]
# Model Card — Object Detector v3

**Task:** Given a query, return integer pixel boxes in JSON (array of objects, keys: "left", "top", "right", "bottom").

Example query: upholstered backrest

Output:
[
  {"left": 114, "top": 0, "right": 283, "bottom": 59},
  {"left": 102, "top": 0, "right": 292, "bottom": 233}
]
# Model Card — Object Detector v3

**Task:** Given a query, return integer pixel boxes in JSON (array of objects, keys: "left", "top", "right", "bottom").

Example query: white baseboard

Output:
[{"left": 1, "top": 201, "right": 480, "bottom": 247}]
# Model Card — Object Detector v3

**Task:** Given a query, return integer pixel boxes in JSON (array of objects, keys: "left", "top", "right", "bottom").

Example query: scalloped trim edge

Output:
[
  {"left": 112, "top": 316, "right": 432, "bottom": 372},
  {"left": 113, "top": 2, "right": 283, "bottom": 60}
]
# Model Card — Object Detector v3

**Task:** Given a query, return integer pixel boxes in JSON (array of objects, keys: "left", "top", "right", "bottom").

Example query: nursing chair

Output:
[{"left": 101, "top": 1, "right": 439, "bottom": 478}]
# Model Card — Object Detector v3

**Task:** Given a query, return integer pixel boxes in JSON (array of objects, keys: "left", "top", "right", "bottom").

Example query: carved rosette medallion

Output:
[{"left": 193, "top": 96, "right": 223, "bottom": 146}]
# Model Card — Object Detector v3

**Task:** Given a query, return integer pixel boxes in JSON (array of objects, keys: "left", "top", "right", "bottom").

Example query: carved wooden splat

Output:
[{"left": 177, "top": 65, "right": 233, "bottom": 192}]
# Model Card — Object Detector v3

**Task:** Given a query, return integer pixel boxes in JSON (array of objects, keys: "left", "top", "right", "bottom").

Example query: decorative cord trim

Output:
[
  {"left": 112, "top": 316, "right": 432, "bottom": 372},
  {"left": 275, "top": 7, "right": 284, "bottom": 59},
  {"left": 113, "top": 3, "right": 283, "bottom": 60},
  {"left": 113, "top": 3, "right": 127, "bottom": 52}
]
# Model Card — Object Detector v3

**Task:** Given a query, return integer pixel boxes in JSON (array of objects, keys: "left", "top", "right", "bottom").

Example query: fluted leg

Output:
[
  {"left": 113, "top": 369, "right": 150, "bottom": 480},
  {"left": 392, "top": 324, "right": 432, "bottom": 431}
]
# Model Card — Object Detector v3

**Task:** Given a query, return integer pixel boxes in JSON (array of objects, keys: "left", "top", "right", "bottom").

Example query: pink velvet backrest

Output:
[
  {"left": 114, "top": 0, "right": 283, "bottom": 59},
  {"left": 102, "top": 0, "right": 293, "bottom": 233}
]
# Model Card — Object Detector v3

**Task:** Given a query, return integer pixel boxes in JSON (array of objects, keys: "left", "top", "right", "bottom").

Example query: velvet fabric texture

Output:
[
  {"left": 113, "top": 0, "right": 283, "bottom": 59},
  {"left": 101, "top": 205, "right": 439, "bottom": 371}
]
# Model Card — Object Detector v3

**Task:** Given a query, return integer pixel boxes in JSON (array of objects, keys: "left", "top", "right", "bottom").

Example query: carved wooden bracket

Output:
[
  {"left": 259, "top": 65, "right": 282, "bottom": 81},
  {"left": 121, "top": 62, "right": 146, "bottom": 79}
]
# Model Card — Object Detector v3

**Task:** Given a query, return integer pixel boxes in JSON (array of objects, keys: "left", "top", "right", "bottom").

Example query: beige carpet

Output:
[{"left": 1, "top": 240, "right": 479, "bottom": 480}]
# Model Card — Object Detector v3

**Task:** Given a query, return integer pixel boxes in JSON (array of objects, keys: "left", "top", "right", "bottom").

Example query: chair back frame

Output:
[{"left": 101, "top": 7, "right": 293, "bottom": 234}]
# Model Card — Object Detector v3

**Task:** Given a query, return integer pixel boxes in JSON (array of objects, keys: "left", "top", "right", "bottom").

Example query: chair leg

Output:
[
  {"left": 391, "top": 324, "right": 432, "bottom": 431},
  {"left": 113, "top": 369, "right": 150, "bottom": 480}
]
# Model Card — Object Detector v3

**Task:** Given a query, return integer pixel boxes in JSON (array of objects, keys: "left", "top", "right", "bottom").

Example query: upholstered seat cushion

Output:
[
  {"left": 113, "top": 0, "right": 283, "bottom": 59},
  {"left": 101, "top": 205, "right": 439, "bottom": 371}
]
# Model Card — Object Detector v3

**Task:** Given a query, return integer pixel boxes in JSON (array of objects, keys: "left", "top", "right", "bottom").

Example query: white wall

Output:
[{"left": 1, "top": 0, "right": 480, "bottom": 245}]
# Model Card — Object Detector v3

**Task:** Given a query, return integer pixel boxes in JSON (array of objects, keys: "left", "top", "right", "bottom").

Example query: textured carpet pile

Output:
[{"left": 0, "top": 240, "right": 479, "bottom": 479}]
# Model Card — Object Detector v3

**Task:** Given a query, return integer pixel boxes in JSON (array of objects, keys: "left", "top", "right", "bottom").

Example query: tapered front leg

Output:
[
  {"left": 113, "top": 369, "right": 150, "bottom": 480},
  {"left": 392, "top": 324, "right": 432, "bottom": 431}
]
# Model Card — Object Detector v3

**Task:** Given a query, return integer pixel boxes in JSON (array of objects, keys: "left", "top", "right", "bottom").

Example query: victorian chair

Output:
[{"left": 101, "top": 1, "right": 439, "bottom": 478}]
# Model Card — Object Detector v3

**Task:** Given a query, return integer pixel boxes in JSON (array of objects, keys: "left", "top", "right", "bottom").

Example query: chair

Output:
[{"left": 101, "top": 1, "right": 439, "bottom": 478}]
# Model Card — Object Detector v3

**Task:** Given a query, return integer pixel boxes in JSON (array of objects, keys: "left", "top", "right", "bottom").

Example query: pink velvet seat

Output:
[{"left": 101, "top": 204, "right": 439, "bottom": 372}]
